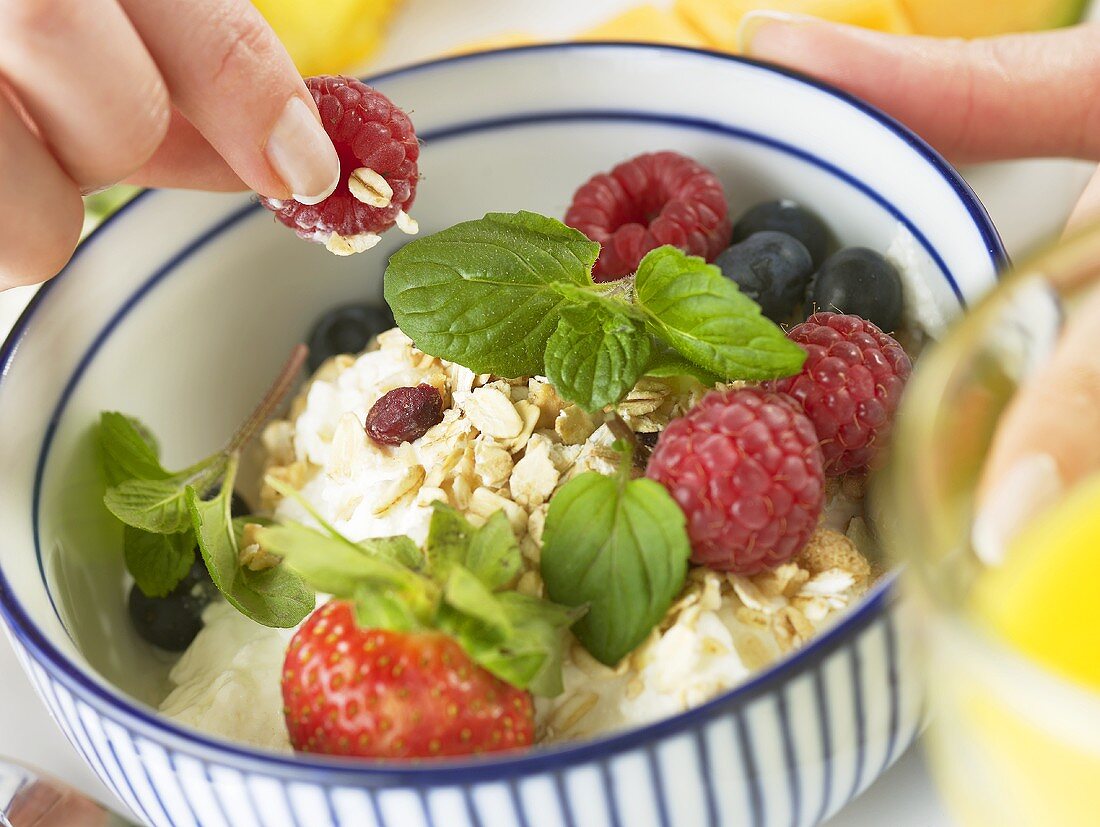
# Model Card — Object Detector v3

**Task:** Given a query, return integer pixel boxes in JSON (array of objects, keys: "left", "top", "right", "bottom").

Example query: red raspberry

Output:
[
  {"left": 260, "top": 76, "right": 419, "bottom": 248},
  {"left": 646, "top": 388, "right": 825, "bottom": 575},
  {"left": 769, "top": 312, "right": 912, "bottom": 476},
  {"left": 565, "top": 151, "right": 732, "bottom": 281}
]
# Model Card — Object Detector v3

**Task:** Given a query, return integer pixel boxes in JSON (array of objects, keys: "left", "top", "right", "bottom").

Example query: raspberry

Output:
[
  {"left": 769, "top": 312, "right": 912, "bottom": 476},
  {"left": 646, "top": 388, "right": 825, "bottom": 575},
  {"left": 260, "top": 76, "right": 419, "bottom": 250},
  {"left": 565, "top": 151, "right": 732, "bottom": 281},
  {"left": 365, "top": 384, "right": 444, "bottom": 445}
]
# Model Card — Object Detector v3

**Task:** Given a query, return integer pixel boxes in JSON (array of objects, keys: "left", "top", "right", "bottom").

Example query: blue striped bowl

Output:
[{"left": 0, "top": 44, "right": 1004, "bottom": 827}]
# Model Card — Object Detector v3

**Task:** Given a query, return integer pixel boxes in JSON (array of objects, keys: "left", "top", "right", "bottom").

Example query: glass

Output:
[{"left": 880, "top": 222, "right": 1100, "bottom": 826}]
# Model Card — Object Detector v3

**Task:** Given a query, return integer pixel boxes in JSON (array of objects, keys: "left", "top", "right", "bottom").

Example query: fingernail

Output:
[
  {"left": 972, "top": 454, "right": 1063, "bottom": 566},
  {"left": 737, "top": 10, "right": 820, "bottom": 54},
  {"left": 265, "top": 96, "right": 340, "bottom": 206}
]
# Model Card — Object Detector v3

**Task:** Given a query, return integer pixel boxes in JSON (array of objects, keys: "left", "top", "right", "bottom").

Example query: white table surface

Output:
[{"left": 0, "top": 1, "right": 1096, "bottom": 824}]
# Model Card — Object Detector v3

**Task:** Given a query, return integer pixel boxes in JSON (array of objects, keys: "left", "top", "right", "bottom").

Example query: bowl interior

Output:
[{"left": 0, "top": 45, "right": 1000, "bottom": 735}]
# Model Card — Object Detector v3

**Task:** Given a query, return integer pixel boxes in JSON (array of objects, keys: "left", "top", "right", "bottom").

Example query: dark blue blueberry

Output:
[
  {"left": 231, "top": 491, "right": 251, "bottom": 518},
  {"left": 732, "top": 200, "right": 832, "bottom": 269},
  {"left": 806, "top": 247, "right": 904, "bottom": 332},
  {"left": 128, "top": 555, "right": 216, "bottom": 651},
  {"left": 715, "top": 231, "right": 815, "bottom": 323},
  {"left": 306, "top": 302, "right": 396, "bottom": 373}
]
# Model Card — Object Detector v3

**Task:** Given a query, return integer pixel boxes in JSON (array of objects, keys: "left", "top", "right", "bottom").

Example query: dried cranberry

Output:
[{"left": 365, "top": 384, "right": 444, "bottom": 445}]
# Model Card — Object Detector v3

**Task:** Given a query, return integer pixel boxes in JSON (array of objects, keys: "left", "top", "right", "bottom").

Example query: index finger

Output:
[{"left": 118, "top": 0, "right": 339, "bottom": 203}]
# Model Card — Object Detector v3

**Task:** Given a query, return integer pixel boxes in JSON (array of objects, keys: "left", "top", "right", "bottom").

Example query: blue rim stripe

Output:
[
  {"left": 552, "top": 771, "right": 577, "bottom": 827},
  {"left": 598, "top": 760, "right": 624, "bottom": 827},
  {"left": 734, "top": 710, "right": 764, "bottom": 827},
  {"left": 846, "top": 642, "right": 868, "bottom": 804},
  {"left": 646, "top": 746, "right": 672, "bottom": 827},
  {"left": 693, "top": 728, "right": 720, "bottom": 827},
  {"left": 136, "top": 738, "right": 200, "bottom": 827},
  {"left": 775, "top": 689, "right": 801, "bottom": 827},
  {"left": 880, "top": 613, "right": 902, "bottom": 776},
  {"left": 811, "top": 667, "right": 834, "bottom": 825},
  {"left": 170, "top": 752, "right": 230, "bottom": 827},
  {"left": 0, "top": 42, "right": 1004, "bottom": 785}
]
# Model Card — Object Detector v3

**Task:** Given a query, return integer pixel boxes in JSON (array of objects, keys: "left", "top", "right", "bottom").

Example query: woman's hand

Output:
[
  {"left": 742, "top": 15, "right": 1100, "bottom": 561},
  {"left": 0, "top": 0, "right": 340, "bottom": 288}
]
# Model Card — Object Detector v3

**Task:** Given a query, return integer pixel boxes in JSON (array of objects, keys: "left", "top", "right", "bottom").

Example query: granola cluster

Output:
[{"left": 256, "top": 329, "right": 875, "bottom": 744}]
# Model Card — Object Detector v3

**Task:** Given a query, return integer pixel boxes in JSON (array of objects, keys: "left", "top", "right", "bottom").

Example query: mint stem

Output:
[
  {"left": 604, "top": 412, "right": 645, "bottom": 470},
  {"left": 225, "top": 344, "right": 309, "bottom": 455}
]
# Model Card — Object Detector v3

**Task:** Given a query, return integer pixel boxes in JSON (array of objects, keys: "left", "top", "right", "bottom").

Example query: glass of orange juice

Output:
[{"left": 880, "top": 223, "right": 1100, "bottom": 826}]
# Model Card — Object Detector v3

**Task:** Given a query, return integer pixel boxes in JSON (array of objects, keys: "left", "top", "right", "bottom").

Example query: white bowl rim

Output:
[{"left": 0, "top": 42, "right": 1006, "bottom": 782}]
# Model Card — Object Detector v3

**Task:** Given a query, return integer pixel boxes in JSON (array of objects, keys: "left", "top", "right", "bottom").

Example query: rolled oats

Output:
[
  {"left": 473, "top": 438, "right": 514, "bottom": 489},
  {"left": 501, "top": 400, "right": 541, "bottom": 453},
  {"left": 468, "top": 487, "right": 527, "bottom": 534},
  {"left": 261, "top": 420, "right": 296, "bottom": 467},
  {"left": 528, "top": 378, "right": 565, "bottom": 429},
  {"left": 371, "top": 465, "right": 426, "bottom": 516},
  {"left": 555, "top": 405, "right": 598, "bottom": 445},
  {"left": 462, "top": 386, "right": 524, "bottom": 439},
  {"left": 510, "top": 435, "right": 560, "bottom": 508}
]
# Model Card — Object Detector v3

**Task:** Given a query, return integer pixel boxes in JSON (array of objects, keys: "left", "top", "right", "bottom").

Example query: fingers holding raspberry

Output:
[
  {"left": 0, "top": 0, "right": 170, "bottom": 192},
  {"left": 0, "top": 93, "right": 83, "bottom": 288},
  {"left": 117, "top": 0, "right": 340, "bottom": 203}
]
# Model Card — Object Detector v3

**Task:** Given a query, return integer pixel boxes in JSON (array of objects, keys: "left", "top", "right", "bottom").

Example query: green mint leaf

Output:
[
  {"left": 124, "top": 526, "right": 195, "bottom": 598},
  {"left": 189, "top": 458, "right": 314, "bottom": 628},
  {"left": 361, "top": 536, "right": 424, "bottom": 570},
  {"left": 544, "top": 303, "right": 652, "bottom": 412},
  {"left": 383, "top": 211, "right": 599, "bottom": 377},
  {"left": 644, "top": 345, "right": 723, "bottom": 386},
  {"left": 353, "top": 583, "right": 421, "bottom": 633},
  {"left": 258, "top": 522, "right": 427, "bottom": 599},
  {"left": 634, "top": 246, "right": 806, "bottom": 380},
  {"left": 98, "top": 412, "right": 169, "bottom": 486},
  {"left": 465, "top": 510, "right": 522, "bottom": 591},
  {"left": 458, "top": 592, "right": 581, "bottom": 697},
  {"left": 441, "top": 564, "right": 513, "bottom": 641},
  {"left": 425, "top": 501, "right": 475, "bottom": 572},
  {"left": 541, "top": 469, "right": 691, "bottom": 665},
  {"left": 105, "top": 459, "right": 222, "bottom": 535},
  {"left": 264, "top": 474, "right": 425, "bottom": 572}
]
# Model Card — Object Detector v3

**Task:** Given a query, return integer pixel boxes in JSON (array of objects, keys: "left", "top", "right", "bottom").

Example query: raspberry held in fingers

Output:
[
  {"left": 260, "top": 76, "right": 419, "bottom": 253},
  {"left": 565, "top": 151, "right": 732, "bottom": 281}
]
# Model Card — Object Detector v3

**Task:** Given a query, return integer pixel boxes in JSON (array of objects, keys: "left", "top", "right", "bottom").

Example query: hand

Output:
[
  {"left": 742, "top": 15, "right": 1100, "bottom": 560},
  {"left": 0, "top": 0, "right": 340, "bottom": 288}
]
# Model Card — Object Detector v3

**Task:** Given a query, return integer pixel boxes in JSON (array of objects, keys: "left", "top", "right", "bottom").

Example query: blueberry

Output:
[
  {"left": 306, "top": 302, "right": 396, "bottom": 373},
  {"left": 231, "top": 491, "right": 251, "bottom": 518},
  {"left": 128, "top": 556, "right": 216, "bottom": 652},
  {"left": 715, "top": 232, "right": 815, "bottom": 323},
  {"left": 732, "top": 200, "right": 832, "bottom": 269},
  {"left": 806, "top": 247, "right": 904, "bottom": 332}
]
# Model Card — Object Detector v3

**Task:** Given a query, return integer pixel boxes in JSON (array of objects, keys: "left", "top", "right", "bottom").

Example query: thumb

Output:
[
  {"left": 971, "top": 276, "right": 1100, "bottom": 564},
  {"left": 741, "top": 15, "right": 1100, "bottom": 163}
]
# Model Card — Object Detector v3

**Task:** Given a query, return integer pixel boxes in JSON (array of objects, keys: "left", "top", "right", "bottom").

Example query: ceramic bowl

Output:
[{"left": 0, "top": 44, "right": 1004, "bottom": 827}]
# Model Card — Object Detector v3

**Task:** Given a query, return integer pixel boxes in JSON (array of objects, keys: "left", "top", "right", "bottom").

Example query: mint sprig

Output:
[
  {"left": 188, "top": 457, "right": 314, "bottom": 628},
  {"left": 97, "top": 346, "right": 314, "bottom": 628},
  {"left": 259, "top": 490, "right": 578, "bottom": 697},
  {"left": 540, "top": 441, "right": 691, "bottom": 665},
  {"left": 634, "top": 246, "right": 806, "bottom": 379},
  {"left": 384, "top": 212, "right": 805, "bottom": 412}
]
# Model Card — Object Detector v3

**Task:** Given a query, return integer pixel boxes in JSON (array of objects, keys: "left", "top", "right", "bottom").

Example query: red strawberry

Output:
[{"left": 282, "top": 601, "right": 535, "bottom": 758}]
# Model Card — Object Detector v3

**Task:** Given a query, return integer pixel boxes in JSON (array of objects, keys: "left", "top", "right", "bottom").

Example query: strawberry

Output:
[{"left": 281, "top": 601, "right": 535, "bottom": 758}]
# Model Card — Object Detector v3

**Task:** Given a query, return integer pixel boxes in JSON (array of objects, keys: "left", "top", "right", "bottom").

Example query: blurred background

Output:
[{"left": 84, "top": 0, "right": 1097, "bottom": 236}]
